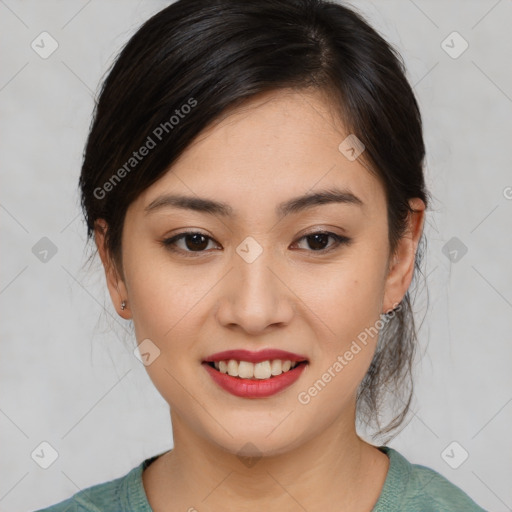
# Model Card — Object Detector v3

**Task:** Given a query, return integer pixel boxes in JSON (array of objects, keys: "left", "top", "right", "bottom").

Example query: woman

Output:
[{"left": 37, "top": 0, "right": 486, "bottom": 510}]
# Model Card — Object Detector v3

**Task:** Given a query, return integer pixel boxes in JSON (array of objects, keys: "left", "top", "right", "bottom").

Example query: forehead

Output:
[{"left": 138, "top": 89, "right": 386, "bottom": 218}]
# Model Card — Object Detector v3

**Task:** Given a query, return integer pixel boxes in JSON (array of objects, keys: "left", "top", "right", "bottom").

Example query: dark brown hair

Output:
[{"left": 80, "top": 0, "right": 430, "bottom": 440}]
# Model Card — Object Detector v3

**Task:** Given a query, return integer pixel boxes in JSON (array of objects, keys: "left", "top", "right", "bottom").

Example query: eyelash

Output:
[{"left": 161, "top": 230, "right": 351, "bottom": 257}]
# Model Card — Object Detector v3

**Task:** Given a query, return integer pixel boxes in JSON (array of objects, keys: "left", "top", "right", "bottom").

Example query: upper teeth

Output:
[{"left": 213, "top": 359, "right": 299, "bottom": 379}]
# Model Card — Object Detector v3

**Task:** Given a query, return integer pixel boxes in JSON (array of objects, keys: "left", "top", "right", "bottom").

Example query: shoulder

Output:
[
  {"left": 32, "top": 460, "right": 150, "bottom": 512},
  {"left": 375, "top": 447, "right": 487, "bottom": 512}
]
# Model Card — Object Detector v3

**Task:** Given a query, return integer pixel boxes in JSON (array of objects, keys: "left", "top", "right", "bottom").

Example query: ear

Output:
[
  {"left": 94, "top": 219, "right": 131, "bottom": 319},
  {"left": 382, "top": 198, "right": 426, "bottom": 314}
]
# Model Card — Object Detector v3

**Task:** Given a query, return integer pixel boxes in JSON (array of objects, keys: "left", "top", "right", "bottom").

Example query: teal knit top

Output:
[{"left": 35, "top": 446, "right": 486, "bottom": 511}]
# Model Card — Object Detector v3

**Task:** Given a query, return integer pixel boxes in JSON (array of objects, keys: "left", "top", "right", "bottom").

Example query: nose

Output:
[{"left": 215, "top": 250, "right": 295, "bottom": 335}]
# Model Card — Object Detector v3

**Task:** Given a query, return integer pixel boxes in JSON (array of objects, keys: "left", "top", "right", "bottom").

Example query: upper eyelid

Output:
[{"left": 167, "top": 225, "right": 347, "bottom": 239}]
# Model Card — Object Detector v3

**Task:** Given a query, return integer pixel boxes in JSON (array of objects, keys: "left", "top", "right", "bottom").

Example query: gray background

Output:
[{"left": 1, "top": 1, "right": 511, "bottom": 511}]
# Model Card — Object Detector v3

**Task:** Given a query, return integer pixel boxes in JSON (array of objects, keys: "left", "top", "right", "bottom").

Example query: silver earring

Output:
[{"left": 121, "top": 300, "right": 127, "bottom": 310}]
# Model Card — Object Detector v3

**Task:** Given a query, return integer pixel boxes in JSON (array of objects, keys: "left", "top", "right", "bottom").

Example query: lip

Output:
[
  {"left": 203, "top": 349, "right": 308, "bottom": 364},
  {"left": 202, "top": 360, "right": 308, "bottom": 398}
]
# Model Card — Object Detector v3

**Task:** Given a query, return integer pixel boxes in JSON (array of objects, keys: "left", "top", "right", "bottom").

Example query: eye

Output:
[
  {"left": 162, "top": 231, "right": 220, "bottom": 254},
  {"left": 292, "top": 231, "right": 351, "bottom": 252}
]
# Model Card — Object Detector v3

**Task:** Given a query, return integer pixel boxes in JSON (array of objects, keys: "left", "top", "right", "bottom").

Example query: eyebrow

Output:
[{"left": 144, "top": 187, "right": 364, "bottom": 219}]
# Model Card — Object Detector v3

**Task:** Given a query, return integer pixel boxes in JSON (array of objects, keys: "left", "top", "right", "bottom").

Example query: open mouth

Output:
[
  {"left": 204, "top": 359, "right": 309, "bottom": 380},
  {"left": 202, "top": 355, "right": 309, "bottom": 398}
]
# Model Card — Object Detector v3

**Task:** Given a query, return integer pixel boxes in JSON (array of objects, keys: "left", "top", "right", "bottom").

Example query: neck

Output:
[{"left": 147, "top": 408, "right": 388, "bottom": 512}]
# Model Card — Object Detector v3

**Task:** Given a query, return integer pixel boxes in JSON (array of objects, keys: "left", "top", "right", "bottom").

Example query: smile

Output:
[
  {"left": 208, "top": 359, "right": 301, "bottom": 379},
  {"left": 202, "top": 360, "right": 308, "bottom": 398},
  {"left": 202, "top": 348, "right": 309, "bottom": 398}
]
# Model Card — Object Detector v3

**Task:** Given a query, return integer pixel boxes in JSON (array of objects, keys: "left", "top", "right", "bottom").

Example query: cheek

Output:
[
  {"left": 295, "top": 252, "right": 387, "bottom": 387},
  {"left": 121, "top": 230, "right": 216, "bottom": 342},
  {"left": 123, "top": 256, "right": 213, "bottom": 407},
  {"left": 127, "top": 266, "right": 210, "bottom": 343},
  {"left": 299, "top": 253, "right": 386, "bottom": 338}
]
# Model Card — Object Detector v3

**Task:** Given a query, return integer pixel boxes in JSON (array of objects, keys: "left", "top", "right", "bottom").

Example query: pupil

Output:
[
  {"left": 308, "top": 233, "right": 328, "bottom": 250},
  {"left": 186, "top": 234, "right": 208, "bottom": 251}
]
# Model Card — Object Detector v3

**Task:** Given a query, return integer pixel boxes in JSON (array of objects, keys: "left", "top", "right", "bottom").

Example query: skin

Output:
[{"left": 95, "top": 88, "right": 425, "bottom": 512}]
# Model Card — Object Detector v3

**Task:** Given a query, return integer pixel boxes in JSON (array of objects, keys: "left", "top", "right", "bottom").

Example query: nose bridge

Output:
[
  {"left": 216, "top": 238, "right": 293, "bottom": 333},
  {"left": 238, "top": 249, "right": 276, "bottom": 301}
]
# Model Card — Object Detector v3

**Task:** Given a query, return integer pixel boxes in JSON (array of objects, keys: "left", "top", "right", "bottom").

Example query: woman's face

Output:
[{"left": 99, "top": 89, "right": 424, "bottom": 457}]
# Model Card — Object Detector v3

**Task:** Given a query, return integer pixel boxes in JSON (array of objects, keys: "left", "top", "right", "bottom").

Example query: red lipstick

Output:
[
  {"left": 202, "top": 349, "right": 308, "bottom": 398},
  {"left": 203, "top": 349, "right": 308, "bottom": 364}
]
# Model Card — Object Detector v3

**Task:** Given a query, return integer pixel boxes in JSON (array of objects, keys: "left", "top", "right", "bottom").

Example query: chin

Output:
[{"left": 205, "top": 422, "right": 307, "bottom": 460}]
